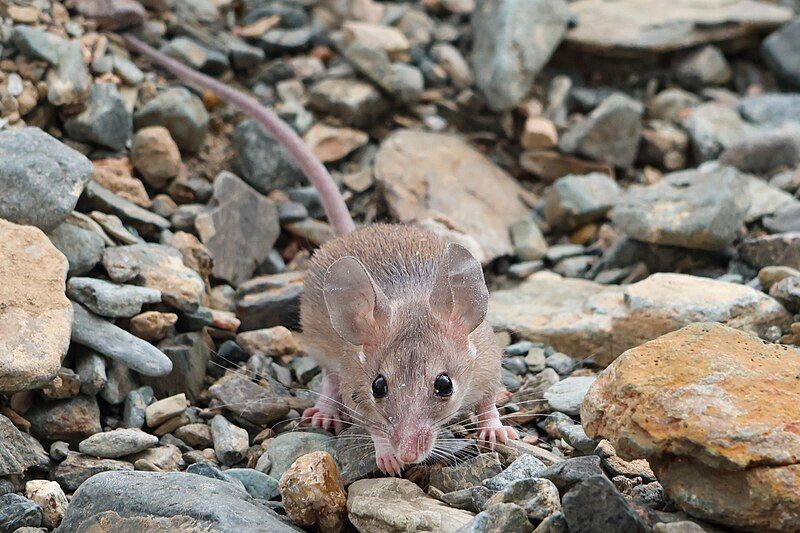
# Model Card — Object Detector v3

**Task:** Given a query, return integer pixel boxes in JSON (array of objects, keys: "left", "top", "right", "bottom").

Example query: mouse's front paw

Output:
[
  {"left": 301, "top": 405, "right": 343, "bottom": 434},
  {"left": 477, "top": 423, "right": 519, "bottom": 451},
  {"left": 375, "top": 451, "right": 404, "bottom": 477}
]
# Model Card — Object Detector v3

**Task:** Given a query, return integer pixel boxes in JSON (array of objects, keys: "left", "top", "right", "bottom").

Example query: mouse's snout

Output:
[{"left": 393, "top": 427, "right": 433, "bottom": 464}]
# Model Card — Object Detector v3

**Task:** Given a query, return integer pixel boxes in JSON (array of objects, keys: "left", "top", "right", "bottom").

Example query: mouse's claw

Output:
[
  {"left": 477, "top": 424, "right": 519, "bottom": 451},
  {"left": 301, "top": 405, "right": 344, "bottom": 435},
  {"left": 376, "top": 453, "right": 404, "bottom": 477}
]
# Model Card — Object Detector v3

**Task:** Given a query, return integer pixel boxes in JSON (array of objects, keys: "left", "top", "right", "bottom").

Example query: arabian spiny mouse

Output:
[{"left": 118, "top": 33, "right": 518, "bottom": 476}]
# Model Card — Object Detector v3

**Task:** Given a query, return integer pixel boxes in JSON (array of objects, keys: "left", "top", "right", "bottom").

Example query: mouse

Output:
[{"left": 116, "top": 33, "right": 519, "bottom": 476}]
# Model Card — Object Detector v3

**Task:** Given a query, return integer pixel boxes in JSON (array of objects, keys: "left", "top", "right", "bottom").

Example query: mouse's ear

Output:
[
  {"left": 430, "top": 243, "right": 489, "bottom": 335},
  {"left": 323, "top": 256, "right": 390, "bottom": 346}
]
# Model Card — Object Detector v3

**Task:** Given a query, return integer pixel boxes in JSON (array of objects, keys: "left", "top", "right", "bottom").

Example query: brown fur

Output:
[{"left": 301, "top": 224, "right": 502, "bottom": 438}]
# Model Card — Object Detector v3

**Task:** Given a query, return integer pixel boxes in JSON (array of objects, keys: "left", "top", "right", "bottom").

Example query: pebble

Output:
[
  {"left": 266, "top": 432, "right": 336, "bottom": 480},
  {"left": 510, "top": 219, "right": 548, "bottom": 261},
  {"left": 0, "top": 493, "right": 42, "bottom": 532},
  {"left": 133, "top": 87, "right": 210, "bottom": 153},
  {"left": 67, "top": 277, "right": 161, "bottom": 318},
  {"left": 123, "top": 386, "right": 154, "bottom": 429},
  {"left": 544, "top": 376, "right": 596, "bottom": 416},
  {"left": 100, "top": 361, "right": 136, "bottom": 405},
  {"left": 47, "top": 39, "right": 91, "bottom": 106},
  {"left": 78, "top": 428, "right": 159, "bottom": 459},
  {"left": 232, "top": 119, "right": 306, "bottom": 193},
  {"left": 11, "top": 26, "right": 60, "bottom": 64},
  {"left": 544, "top": 352, "right": 574, "bottom": 375},
  {"left": 145, "top": 393, "right": 188, "bottom": 428},
  {"left": 762, "top": 19, "right": 800, "bottom": 88},
  {"left": 208, "top": 373, "right": 291, "bottom": 426},
  {"left": 185, "top": 462, "right": 246, "bottom": 491},
  {"left": 430, "top": 453, "right": 503, "bottom": 493},
  {"left": 545, "top": 173, "right": 621, "bottom": 231},
  {"left": 24, "top": 480, "right": 68, "bottom": 529},
  {"left": 537, "top": 456, "right": 606, "bottom": 492},
  {"left": 131, "top": 126, "right": 182, "bottom": 188},
  {"left": 308, "top": 78, "right": 387, "bottom": 127},
  {"left": 484, "top": 454, "right": 547, "bottom": 491},
  {"left": 0, "top": 413, "right": 49, "bottom": 477},
  {"left": 130, "top": 311, "right": 178, "bottom": 341},
  {"left": 485, "top": 478, "right": 562, "bottom": 523},
  {"left": 279, "top": 451, "right": 347, "bottom": 532},
  {"left": 55, "top": 452, "right": 134, "bottom": 492},
  {"left": 562, "top": 476, "right": 649, "bottom": 533},
  {"left": 64, "top": 83, "right": 132, "bottom": 151},
  {"left": 210, "top": 415, "right": 249, "bottom": 466},
  {"left": 674, "top": 45, "right": 732, "bottom": 89},
  {"left": 457, "top": 503, "right": 532, "bottom": 533}
]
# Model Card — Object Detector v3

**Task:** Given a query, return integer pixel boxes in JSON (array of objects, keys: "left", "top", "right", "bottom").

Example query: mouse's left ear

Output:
[{"left": 430, "top": 243, "right": 489, "bottom": 336}]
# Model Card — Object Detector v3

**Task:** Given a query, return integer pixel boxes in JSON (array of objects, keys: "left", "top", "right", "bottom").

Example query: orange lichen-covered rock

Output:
[{"left": 279, "top": 451, "right": 347, "bottom": 533}]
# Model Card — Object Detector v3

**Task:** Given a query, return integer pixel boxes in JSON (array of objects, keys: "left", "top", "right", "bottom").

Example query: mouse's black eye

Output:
[
  {"left": 434, "top": 373, "right": 453, "bottom": 397},
  {"left": 372, "top": 374, "right": 388, "bottom": 398}
]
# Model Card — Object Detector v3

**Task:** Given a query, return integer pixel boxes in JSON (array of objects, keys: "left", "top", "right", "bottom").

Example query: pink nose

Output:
[
  {"left": 394, "top": 429, "right": 432, "bottom": 464},
  {"left": 399, "top": 450, "right": 419, "bottom": 463}
]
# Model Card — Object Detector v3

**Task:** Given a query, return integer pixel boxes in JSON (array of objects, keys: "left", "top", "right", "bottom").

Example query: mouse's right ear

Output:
[{"left": 323, "top": 256, "right": 390, "bottom": 347}]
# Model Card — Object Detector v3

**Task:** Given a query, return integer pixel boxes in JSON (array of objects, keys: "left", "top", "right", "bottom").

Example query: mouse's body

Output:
[{"left": 301, "top": 224, "right": 517, "bottom": 475}]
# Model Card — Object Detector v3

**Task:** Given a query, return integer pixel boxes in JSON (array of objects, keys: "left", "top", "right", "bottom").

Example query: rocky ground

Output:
[{"left": 1, "top": 0, "right": 800, "bottom": 532}]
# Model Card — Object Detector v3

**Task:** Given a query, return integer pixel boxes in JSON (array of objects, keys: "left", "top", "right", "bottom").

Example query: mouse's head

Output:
[{"left": 323, "top": 243, "right": 489, "bottom": 465}]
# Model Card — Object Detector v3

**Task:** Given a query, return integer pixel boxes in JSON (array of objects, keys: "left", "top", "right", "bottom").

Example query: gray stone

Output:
[
  {"left": 113, "top": 55, "right": 145, "bottom": 84},
  {"left": 208, "top": 373, "right": 291, "bottom": 426},
  {"left": 0, "top": 128, "right": 92, "bottom": 231},
  {"left": 738, "top": 93, "right": 800, "bottom": 126},
  {"left": 58, "top": 471, "right": 301, "bottom": 532},
  {"left": 537, "top": 456, "right": 605, "bottom": 492},
  {"left": 486, "top": 478, "right": 561, "bottom": 523},
  {"left": 79, "top": 428, "right": 159, "bottom": 459},
  {"left": 231, "top": 119, "right": 306, "bottom": 193},
  {"left": 683, "top": 103, "right": 752, "bottom": 161},
  {"left": 740, "top": 232, "right": 800, "bottom": 269},
  {"left": 266, "top": 432, "right": 335, "bottom": 480},
  {"left": 544, "top": 173, "right": 621, "bottom": 231},
  {"left": 309, "top": 78, "right": 387, "bottom": 127},
  {"left": 471, "top": 0, "right": 570, "bottom": 111},
  {"left": 210, "top": 415, "right": 249, "bottom": 467},
  {"left": 71, "top": 302, "right": 173, "bottom": 377},
  {"left": 510, "top": 219, "right": 548, "bottom": 261},
  {"left": 764, "top": 202, "right": 800, "bottom": 233},
  {"left": 133, "top": 87, "right": 210, "bottom": 153},
  {"left": 11, "top": 26, "right": 60, "bottom": 64},
  {"left": 194, "top": 172, "right": 280, "bottom": 286},
  {"left": 186, "top": 463, "right": 247, "bottom": 491},
  {"left": 720, "top": 129, "right": 800, "bottom": 175},
  {"left": 64, "top": 83, "right": 132, "bottom": 150},
  {"left": 103, "top": 243, "right": 205, "bottom": 312},
  {"left": 562, "top": 475, "right": 648, "bottom": 533},
  {"left": 647, "top": 88, "right": 702, "bottom": 123},
  {"left": 762, "top": 19, "right": 800, "bottom": 88},
  {"left": 83, "top": 181, "right": 170, "bottom": 238},
  {"left": 101, "top": 360, "right": 137, "bottom": 405},
  {"left": 341, "top": 43, "right": 422, "bottom": 105},
  {"left": 545, "top": 352, "right": 574, "bottom": 375},
  {"left": 47, "top": 223, "right": 106, "bottom": 277},
  {"left": 456, "top": 503, "right": 532, "bottom": 533},
  {"left": 162, "top": 37, "right": 229, "bottom": 74},
  {"left": 560, "top": 94, "right": 644, "bottom": 167},
  {"left": 746, "top": 177, "right": 799, "bottom": 223},
  {"left": 544, "top": 377, "right": 596, "bottom": 416},
  {"left": 484, "top": 454, "right": 547, "bottom": 491},
  {"left": 430, "top": 453, "right": 503, "bottom": 493},
  {"left": 47, "top": 39, "right": 91, "bottom": 106},
  {"left": 674, "top": 45, "right": 732, "bottom": 89},
  {"left": 142, "top": 332, "right": 213, "bottom": 402},
  {"left": 226, "top": 468, "right": 280, "bottom": 500},
  {"left": 0, "top": 414, "right": 49, "bottom": 476},
  {"left": 55, "top": 452, "right": 134, "bottom": 492},
  {"left": 534, "top": 512, "right": 570, "bottom": 532},
  {"left": 67, "top": 277, "right": 161, "bottom": 318},
  {"left": 123, "top": 386, "right": 155, "bottom": 429},
  {"left": 0, "top": 494, "right": 42, "bottom": 532},
  {"left": 145, "top": 393, "right": 188, "bottom": 428},
  {"left": 26, "top": 395, "right": 102, "bottom": 444},
  {"left": 611, "top": 166, "right": 749, "bottom": 250}
]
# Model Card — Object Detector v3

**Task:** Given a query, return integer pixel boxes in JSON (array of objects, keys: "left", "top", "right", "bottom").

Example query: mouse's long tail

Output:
[{"left": 120, "top": 33, "right": 355, "bottom": 236}]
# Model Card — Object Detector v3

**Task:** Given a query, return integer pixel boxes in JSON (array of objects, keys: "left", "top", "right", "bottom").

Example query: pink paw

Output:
[
  {"left": 301, "top": 405, "right": 343, "bottom": 434},
  {"left": 477, "top": 424, "right": 519, "bottom": 451},
  {"left": 376, "top": 452, "right": 404, "bottom": 477}
]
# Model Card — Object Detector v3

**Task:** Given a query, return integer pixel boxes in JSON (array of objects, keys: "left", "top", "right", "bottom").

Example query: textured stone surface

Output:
[
  {"left": 374, "top": 130, "right": 531, "bottom": 262},
  {"left": 279, "top": 451, "right": 347, "bottom": 533},
  {"left": 64, "top": 83, "right": 132, "bottom": 150},
  {"left": 67, "top": 277, "right": 161, "bottom": 318},
  {"left": 25, "top": 480, "right": 68, "bottom": 529},
  {"left": 562, "top": 475, "right": 648, "bottom": 533},
  {"left": 232, "top": 119, "right": 306, "bottom": 193},
  {"left": 0, "top": 414, "right": 49, "bottom": 476},
  {"left": 0, "top": 127, "right": 92, "bottom": 231},
  {"left": 0, "top": 219, "right": 72, "bottom": 392},
  {"left": 79, "top": 428, "right": 159, "bottom": 459},
  {"left": 133, "top": 87, "right": 209, "bottom": 152},
  {"left": 348, "top": 478, "right": 474, "bottom": 533},
  {"left": 489, "top": 271, "right": 790, "bottom": 365},
  {"left": 544, "top": 173, "right": 621, "bottom": 231}
]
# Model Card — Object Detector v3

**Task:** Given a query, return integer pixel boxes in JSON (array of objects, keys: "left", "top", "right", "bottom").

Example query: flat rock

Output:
[
  {"left": 611, "top": 166, "right": 749, "bottom": 250},
  {"left": 103, "top": 243, "right": 205, "bottom": 312},
  {"left": 55, "top": 452, "right": 134, "bottom": 492},
  {"left": 374, "top": 130, "right": 531, "bottom": 262},
  {"left": 430, "top": 453, "right": 503, "bottom": 493},
  {"left": 67, "top": 277, "right": 161, "bottom": 318},
  {"left": 485, "top": 478, "right": 561, "bottom": 523},
  {"left": 347, "top": 478, "right": 474, "bottom": 533},
  {"left": 64, "top": 83, "right": 132, "bottom": 150},
  {"left": 0, "top": 127, "right": 92, "bottom": 231},
  {"left": 740, "top": 232, "right": 800, "bottom": 269},
  {"left": 456, "top": 503, "right": 532, "bottom": 533},
  {"left": 488, "top": 271, "right": 790, "bottom": 365},
  {"left": 544, "top": 173, "right": 621, "bottom": 231},
  {"left": 565, "top": 0, "right": 792, "bottom": 56},
  {"left": 133, "top": 87, "right": 209, "bottom": 153},
  {"left": 195, "top": 172, "right": 280, "bottom": 286},
  {"left": 83, "top": 181, "right": 170, "bottom": 238},
  {"left": 562, "top": 475, "right": 648, "bottom": 533},
  {"left": 308, "top": 78, "right": 387, "bottom": 127},
  {"left": 470, "top": 0, "right": 570, "bottom": 111},
  {"left": 11, "top": 25, "right": 61, "bottom": 64},
  {"left": 71, "top": 302, "right": 173, "bottom": 377},
  {"left": 208, "top": 372, "right": 291, "bottom": 426},
  {"left": 0, "top": 414, "right": 49, "bottom": 476},
  {"left": 211, "top": 415, "right": 249, "bottom": 467},
  {"left": 26, "top": 395, "right": 102, "bottom": 444},
  {"left": 59, "top": 471, "right": 300, "bottom": 532},
  {"left": 232, "top": 119, "right": 306, "bottom": 193},
  {"left": 79, "top": 428, "right": 159, "bottom": 459},
  {"left": 47, "top": 222, "right": 106, "bottom": 277},
  {"left": 484, "top": 454, "right": 547, "bottom": 491},
  {"left": 738, "top": 93, "right": 800, "bottom": 126},
  {"left": 0, "top": 219, "right": 72, "bottom": 392},
  {"left": 544, "top": 377, "right": 595, "bottom": 416},
  {"left": 582, "top": 323, "right": 800, "bottom": 470}
]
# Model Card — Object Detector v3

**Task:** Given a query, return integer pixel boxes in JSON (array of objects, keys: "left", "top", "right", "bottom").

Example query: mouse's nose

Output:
[
  {"left": 394, "top": 428, "right": 433, "bottom": 464},
  {"left": 399, "top": 450, "right": 419, "bottom": 463}
]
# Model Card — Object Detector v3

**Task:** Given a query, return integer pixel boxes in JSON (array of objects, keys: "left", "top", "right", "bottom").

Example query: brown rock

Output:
[
  {"left": 25, "top": 479, "right": 68, "bottom": 529},
  {"left": 54, "top": 452, "right": 134, "bottom": 492},
  {"left": 0, "top": 219, "right": 72, "bottom": 392},
  {"left": 519, "top": 149, "right": 614, "bottom": 183},
  {"left": 92, "top": 158, "right": 151, "bottom": 207},
  {"left": 521, "top": 116, "right": 558, "bottom": 150},
  {"left": 303, "top": 124, "right": 369, "bottom": 163},
  {"left": 130, "top": 311, "right": 178, "bottom": 341},
  {"left": 26, "top": 395, "right": 102, "bottom": 444},
  {"left": 236, "top": 326, "right": 298, "bottom": 357},
  {"left": 208, "top": 373, "right": 291, "bottom": 426},
  {"left": 280, "top": 451, "right": 347, "bottom": 533},
  {"left": 131, "top": 126, "right": 182, "bottom": 189},
  {"left": 163, "top": 231, "right": 214, "bottom": 282},
  {"left": 375, "top": 130, "right": 530, "bottom": 262},
  {"left": 75, "top": 0, "right": 145, "bottom": 30},
  {"left": 489, "top": 272, "right": 790, "bottom": 365}
]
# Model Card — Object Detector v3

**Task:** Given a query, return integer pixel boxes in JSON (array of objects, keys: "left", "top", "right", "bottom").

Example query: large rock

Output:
[
  {"left": 26, "top": 395, "right": 102, "bottom": 444},
  {"left": 103, "top": 243, "right": 205, "bottom": 312},
  {"left": 64, "top": 83, "right": 132, "bottom": 150},
  {"left": 58, "top": 471, "right": 301, "bottom": 532},
  {"left": 488, "top": 271, "right": 790, "bottom": 365},
  {"left": 374, "top": 130, "right": 531, "bottom": 262},
  {"left": 0, "top": 219, "right": 72, "bottom": 392},
  {"left": 565, "top": 0, "right": 792, "bottom": 56},
  {"left": 195, "top": 172, "right": 280, "bottom": 286},
  {"left": 0, "top": 414, "right": 49, "bottom": 476},
  {"left": 347, "top": 478, "right": 474, "bottom": 532},
  {"left": 232, "top": 119, "right": 306, "bottom": 193},
  {"left": 738, "top": 93, "right": 800, "bottom": 126},
  {"left": 470, "top": 0, "right": 570, "bottom": 111},
  {"left": 582, "top": 323, "right": 800, "bottom": 531},
  {"left": 611, "top": 166, "right": 750, "bottom": 250},
  {"left": 0, "top": 127, "right": 92, "bottom": 231}
]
